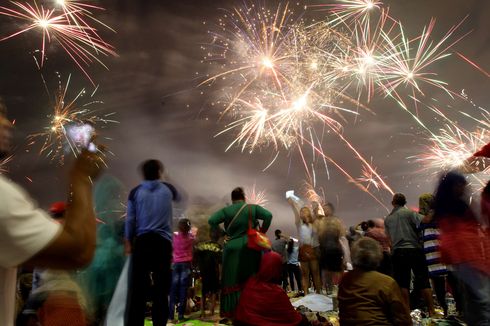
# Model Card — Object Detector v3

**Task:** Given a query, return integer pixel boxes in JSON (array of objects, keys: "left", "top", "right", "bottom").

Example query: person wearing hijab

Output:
[{"left": 235, "top": 252, "right": 306, "bottom": 326}]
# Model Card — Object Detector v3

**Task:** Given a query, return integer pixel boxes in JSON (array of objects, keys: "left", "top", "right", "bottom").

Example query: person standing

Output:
[
  {"left": 433, "top": 171, "right": 490, "bottom": 325},
  {"left": 208, "top": 187, "right": 272, "bottom": 321},
  {"left": 194, "top": 229, "right": 222, "bottom": 319},
  {"left": 286, "top": 237, "right": 303, "bottom": 295},
  {"left": 384, "top": 193, "right": 435, "bottom": 316},
  {"left": 124, "top": 159, "right": 181, "bottom": 326},
  {"left": 271, "top": 229, "right": 289, "bottom": 290},
  {"left": 287, "top": 198, "right": 322, "bottom": 294},
  {"left": 169, "top": 218, "right": 195, "bottom": 322},
  {"left": 0, "top": 101, "right": 103, "bottom": 326},
  {"left": 315, "top": 203, "right": 346, "bottom": 294}
]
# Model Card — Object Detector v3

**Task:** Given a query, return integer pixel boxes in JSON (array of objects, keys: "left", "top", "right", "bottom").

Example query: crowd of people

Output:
[{"left": 1, "top": 100, "right": 490, "bottom": 326}]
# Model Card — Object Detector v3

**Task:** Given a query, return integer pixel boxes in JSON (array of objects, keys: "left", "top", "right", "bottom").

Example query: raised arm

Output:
[
  {"left": 255, "top": 205, "right": 272, "bottom": 233},
  {"left": 24, "top": 150, "right": 103, "bottom": 269},
  {"left": 287, "top": 198, "right": 301, "bottom": 227}
]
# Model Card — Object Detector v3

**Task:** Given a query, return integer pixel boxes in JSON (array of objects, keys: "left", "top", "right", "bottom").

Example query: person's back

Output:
[
  {"left": 384, "top": 206, "right": 421, "bottom": 250},
  {"left": 235, "top": 252, "right": 303, "bottom": 326},
  {"left": 338, "top": 238, "right": 411, "bottom": 326},
  {"left": 339, "top": 270, "right": 409, "bottom": 325},
  {"left": 383, "top": 193, "right": 435, "bottom": 316},
  {"left": 271, "top": 233, "right": 288, "bottom": 262},
  {"left": 126, "top": 180, "right": 176, "bottom": 242},
  {"left": 125, "top": 159, "right": 180, "bottom": 326},
  {"left": 365, "top": 226, "right": 390, "bottom": 253}
]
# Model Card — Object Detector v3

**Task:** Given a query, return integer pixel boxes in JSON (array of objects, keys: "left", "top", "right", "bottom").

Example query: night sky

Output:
[{"left": 0, "top": 0, "right": 489, "bottom": 236}]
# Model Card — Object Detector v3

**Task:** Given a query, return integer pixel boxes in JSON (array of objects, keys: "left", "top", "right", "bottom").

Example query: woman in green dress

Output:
[{"left": 208, "top": 187, "right": 273, "bottom": 320}]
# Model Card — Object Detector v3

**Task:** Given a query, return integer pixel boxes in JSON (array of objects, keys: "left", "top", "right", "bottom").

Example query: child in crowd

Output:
[
  {"left": 194, "top": 228, "right": 222, "bottom": 319},
  {"left": 169, "top": 218, "right": 196, "bottom": 322}
]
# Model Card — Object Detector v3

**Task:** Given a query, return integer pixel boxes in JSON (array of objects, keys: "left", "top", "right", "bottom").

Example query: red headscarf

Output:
[{"left": 235, "top": 252, "right": 303, "bottom": 326}]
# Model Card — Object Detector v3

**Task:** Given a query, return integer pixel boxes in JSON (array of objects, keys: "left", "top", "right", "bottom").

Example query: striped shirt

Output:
[{"left": 420, "top": 222, "right": 447, "bottom": 276}]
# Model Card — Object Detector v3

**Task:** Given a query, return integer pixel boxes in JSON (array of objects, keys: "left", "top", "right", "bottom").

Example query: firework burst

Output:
[
  {"left": 0, "top": 0, "right": 116, "bottom": 84},
  {"left": 28, "top": 75, "right": 117, "bottom": 163},
  {"left": 200, "top": 0, "right": 482, "bottom": 209},
  {"left": 246, "top": 183, "right": 268, "bottom": 206},
  {"left": 313, "top": 0, "right": 384, "bottom": 28},
  {"left": 416, "top": 125, "right": 489, "bottom": 172}
]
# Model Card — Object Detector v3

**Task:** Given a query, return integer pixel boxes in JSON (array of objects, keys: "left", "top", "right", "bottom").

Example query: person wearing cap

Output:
[{"left": 0, "top": 99, "right": 103, "bottom": 326}]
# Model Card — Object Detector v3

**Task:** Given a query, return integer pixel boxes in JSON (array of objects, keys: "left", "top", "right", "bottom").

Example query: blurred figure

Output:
[
  {"left": 287, "top": 198, "right": 321, "bottom": 294},
  {"left": 209, "top": 187, "right": 272, "bottom": 320},
  {"left": 125, "top": 159, "right": 181, "bottom": 326},
  {"left": 346, "top": 226, "right": 362, "bottom": 248},
  {"left": 78, "top": 175, "right": 126, "bottom": 324},
  {"left": 235, "top": 252, "right": 306, "bottom": 326},
  {"left": 18, "top": 270, "right": 87, "bottom": 326},
  {"left": 169, "top": 218, "right": 195, "bottom": 322},
  {"left": 18, "top": 202, "right": 87, "bottom": 326},
  {"left": 0, "top": 102, "right": 102, "bottom": 326},
  {"left": 286, "top": 237, "right": 303, "bottom": 295},
  {"left": 384, "top": 193, "right": 435, "bottom": 316},
  {"left": 194, "top": 228, "right": 222, "bottom": 319},
  {"left": 315, "top": 203, "right": 346, "bottom": 294},
  {"left": 481, "top": 181, "right": 490, "bottom": 230},
  {"left": 433, "top": 171, "right": 490, "bottom": 325},
  {"left": 419, "top": 193, "right": 454, "bottom": 317},
  {"left": 365, "top": 219, "right": 392, "bottom": 276},
  {"left": 338, "top": 238, "right": 411, "bottom": 325},
  {"left": 360, "top": 221, "right": 369, "bottom": 234},
  {"left": 271, "top": 229, "right": 289, "bottom": 291}
]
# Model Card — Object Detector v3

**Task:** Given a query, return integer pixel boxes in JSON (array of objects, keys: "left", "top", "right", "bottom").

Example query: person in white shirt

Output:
[{"left": 0, "top": 100, "right": 103, "bottom": 326}]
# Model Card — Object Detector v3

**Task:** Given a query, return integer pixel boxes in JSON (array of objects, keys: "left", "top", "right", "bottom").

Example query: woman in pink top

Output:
[{"left": 169, "top": 218, "right": 195, "bottom": 322}]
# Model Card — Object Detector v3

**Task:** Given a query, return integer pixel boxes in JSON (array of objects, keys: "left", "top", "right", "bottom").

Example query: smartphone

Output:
[
  {"left": 286, "top": 190, "right": 300, "bottom": 201},
  {"left": 66, "top": 123, "right": 97, "bottom": 153}
]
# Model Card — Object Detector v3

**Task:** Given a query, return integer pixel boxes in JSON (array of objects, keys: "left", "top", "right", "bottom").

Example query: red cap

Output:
[{"left": 49, "top": 202, "right": 66, "bottom": 215}]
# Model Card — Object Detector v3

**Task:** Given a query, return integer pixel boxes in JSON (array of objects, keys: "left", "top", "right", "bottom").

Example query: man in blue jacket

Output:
[{"left": 125, "top": 159, "right": 180, "bottom": 326}]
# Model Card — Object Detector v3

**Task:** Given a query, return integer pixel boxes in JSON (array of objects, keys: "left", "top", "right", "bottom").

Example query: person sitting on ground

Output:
[
  {"left": 235, "top": 251, "right": 307, "bottom": 326},
  {"left": 338, "top": 237, "right": 411, "bottom": 326}
]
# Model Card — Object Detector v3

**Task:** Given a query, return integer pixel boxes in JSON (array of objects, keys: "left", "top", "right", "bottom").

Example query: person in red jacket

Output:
[
  {"left": 235, "top": 252, "right": 307, "bottom": 326},
  {"left": 433, "top": 171, "right": 490, "bottom": 325}
]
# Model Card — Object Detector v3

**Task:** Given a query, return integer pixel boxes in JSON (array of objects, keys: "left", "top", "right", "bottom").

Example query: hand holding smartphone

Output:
[{"left": 66, "top": 123, "right": 97, "bottom": 153}]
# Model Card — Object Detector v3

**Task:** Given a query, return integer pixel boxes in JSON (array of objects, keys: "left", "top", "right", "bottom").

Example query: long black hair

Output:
[{"left": 433, "top": 171, "right": 469, "bottom": 220}]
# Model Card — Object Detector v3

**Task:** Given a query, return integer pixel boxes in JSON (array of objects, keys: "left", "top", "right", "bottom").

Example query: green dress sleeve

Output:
[{"left": 255, "top": 205, "right": 273, "bottom": 232}]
